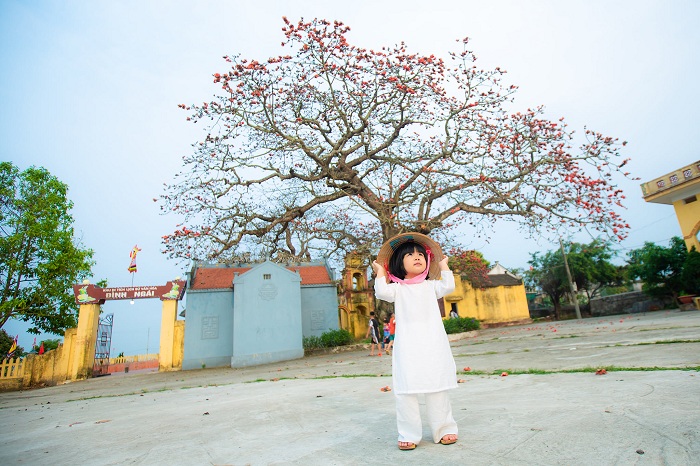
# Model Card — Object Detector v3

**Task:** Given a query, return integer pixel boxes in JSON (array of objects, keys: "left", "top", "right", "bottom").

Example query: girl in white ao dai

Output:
[{"left": 372, "top": 234, "right": 459, "bottom": 451}]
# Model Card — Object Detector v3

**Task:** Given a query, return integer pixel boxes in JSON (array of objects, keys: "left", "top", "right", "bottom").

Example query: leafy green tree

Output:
[
  {"left": 566, "top": 239, "right": 624, "bottom": 301},
  {"left": 681, "top": 246, "right": 700, "bottom": 296},
  {"left": 0, "top": 162, "right": 95, "bottom": 335},
  {"left": 598, "top": 264, "right": 632, "bottom": 296},
  {"left": 0, "top": 328, "right": 25, "bottom": 358},
  {"left": 528, "top": 239, "right": 629, "bottom": 318},
  {"left": 40, "top": 338, "right": 62, "bottom": 352},
  {"left": 526, "top": 250, "right": 568, "bottom": 319},
  {"left": 626, "top": 236, "right": 687, "bottom": 302}
]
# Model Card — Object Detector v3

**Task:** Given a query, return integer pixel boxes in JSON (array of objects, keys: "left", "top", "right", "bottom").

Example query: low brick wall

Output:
[
  {"left": 589, "top": 291, "right": 668, "bottom": 317},
  {"left": 106, "top": 359, "right": 159, "bottom": 374},
  {"left": 0, "top": 353, "right": 161, "bottom": 392}
]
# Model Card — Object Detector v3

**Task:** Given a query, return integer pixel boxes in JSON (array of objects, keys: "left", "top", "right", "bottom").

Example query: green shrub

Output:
[
  {"left": 303, "top": 335, "right": 322, "bottom": 350},
  {"left": 320, "top": 328, "right": 353, "bottom": 347},
  {"left": 303, "top": 328, "right": 353, "bottom": 350},
  {"left": 681, "top": 246, "right": 700, "bottom": 295},
  {"left": 443, "top": 317, "right": 480, "bottom": 334}
]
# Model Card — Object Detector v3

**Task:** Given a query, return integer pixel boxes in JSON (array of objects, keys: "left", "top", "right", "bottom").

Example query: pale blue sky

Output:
[{"left": 2, "top": 0, "right": 697, "bottom": 355}]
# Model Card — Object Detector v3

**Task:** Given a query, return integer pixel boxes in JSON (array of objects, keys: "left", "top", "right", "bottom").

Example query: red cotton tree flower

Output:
[
  {"left": 160, "top": 17, "right": 633, "bottom": 264},
  {"left": 447, "top": 248, "right": 491, "bottom": 287}
]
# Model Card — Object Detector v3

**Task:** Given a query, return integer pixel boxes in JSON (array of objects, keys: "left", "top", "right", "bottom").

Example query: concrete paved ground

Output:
[{"left": 1, "top": 309, "right": 699, "bottom": 465}]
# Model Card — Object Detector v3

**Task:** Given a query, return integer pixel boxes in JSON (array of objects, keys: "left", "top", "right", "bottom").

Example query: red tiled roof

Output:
[
  {"left": 288, "top": 267, "right": 331, "bottom": 285},
  {"left": 190, "top": 267, "right": 249, "bottom": 289},
  {"left": 190, "top": 264, "right": 332, "bottom": 290}
]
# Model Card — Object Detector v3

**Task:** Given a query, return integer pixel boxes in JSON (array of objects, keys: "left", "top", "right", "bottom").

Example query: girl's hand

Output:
[
  {"left": 439, "top": 256, "right": 450, "bottom": 271},
  {"left": 372, "top": 260, "right": 386, "bottom": 277}
]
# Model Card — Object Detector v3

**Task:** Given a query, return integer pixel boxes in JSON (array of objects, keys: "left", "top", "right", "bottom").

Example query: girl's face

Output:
[{"left": 402, "top": 248, "right": 427, "bottom": 279}]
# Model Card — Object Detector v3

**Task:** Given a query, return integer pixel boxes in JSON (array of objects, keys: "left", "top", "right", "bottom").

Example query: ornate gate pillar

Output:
[
  {"left": 70, "top": 303, "right": 101, "bottom": 380},
  {"left": 159, "top": 299, "right": 179, "bottom": 371}
]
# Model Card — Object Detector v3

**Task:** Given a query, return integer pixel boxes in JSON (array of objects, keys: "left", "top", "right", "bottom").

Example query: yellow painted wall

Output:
[
  {"left": 349, "top": 311, "right": 367, "bottom": 339},
  {"left": 22, "top": 344, "right": 66, "bottom": 386},
  {"left": 673, "top": 198, "right": 700, "bottom": 251},
  {"left": 0, "top": 328, "right": 77, "bottom": 391},
  {"left": 445, "top": 275, "right": 531, "bottom": 324},
  {"left": 159, "top": 299, "right": 180, "bottom": 371},
  {"left": 60, "top": 328, "right": 76, "bottom": 380},
  {"left": 173, "top": 320, "right": 185, "bottom": 369}
]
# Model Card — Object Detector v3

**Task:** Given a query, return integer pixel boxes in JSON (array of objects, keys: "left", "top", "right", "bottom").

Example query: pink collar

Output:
[{"left": 388, "top": 254, "right": 431, "bottom": 284}]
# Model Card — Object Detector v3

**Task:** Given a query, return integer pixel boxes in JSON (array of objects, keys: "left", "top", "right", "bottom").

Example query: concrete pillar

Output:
[
  {"left": 159, "top": 299, "right": 178, "bottom": 371},
  {"left": 70, "top": 303, "right": 101, "bottom": 380},
  {"left": 672, "top": 199, "right": 700, "bottom": 252}
]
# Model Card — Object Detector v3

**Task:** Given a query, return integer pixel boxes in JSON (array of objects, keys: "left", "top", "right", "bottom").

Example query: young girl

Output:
[{"left": 372, "top": 233, "right": 458, "bottom": 451}]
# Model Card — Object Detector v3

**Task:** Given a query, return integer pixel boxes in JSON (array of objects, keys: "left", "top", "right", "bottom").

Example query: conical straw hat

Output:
[{"left": 376, "top": 232, "right": 444, "bottom": 279}]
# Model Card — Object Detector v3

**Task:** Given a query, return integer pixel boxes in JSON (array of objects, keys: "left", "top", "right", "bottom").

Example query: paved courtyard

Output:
[{"left": 1, "top": 309, "right": 699, "bottom": 465}]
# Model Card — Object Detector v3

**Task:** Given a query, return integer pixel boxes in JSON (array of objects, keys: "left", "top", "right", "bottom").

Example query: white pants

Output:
[{"left": 395, "top": 390, "right": 458, "bottom": 444}]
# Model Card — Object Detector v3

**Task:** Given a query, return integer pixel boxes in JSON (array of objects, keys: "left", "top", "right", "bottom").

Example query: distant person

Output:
[
  {"left": 373, "top": 232, "right": 458, "bottom": 450},
  {"left": 365, "top": 311, "right": 381, "bottom": 356},
  {"left": 450, "top": 308, "right": 458, "bottom": 319},
  {"left": 386, "top": 312, "right": 396, "bottom": 355},
  {"left": 382, "top": 318, "right": 391, "bottom": 353}
]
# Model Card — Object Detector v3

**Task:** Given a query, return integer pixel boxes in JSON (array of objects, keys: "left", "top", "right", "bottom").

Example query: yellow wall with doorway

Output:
[{"left": 445, "top": 275, "right": 531, "bottom": 325}]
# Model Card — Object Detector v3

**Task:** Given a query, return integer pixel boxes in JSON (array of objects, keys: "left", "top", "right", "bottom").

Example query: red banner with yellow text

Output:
[{"left": 72, "top": 280, "right": 186, "bottom": 304}]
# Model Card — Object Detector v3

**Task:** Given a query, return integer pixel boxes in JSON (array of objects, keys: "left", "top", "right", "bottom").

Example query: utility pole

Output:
[{"left": 559, "top": 237, "right": 582, "bottom": 320}]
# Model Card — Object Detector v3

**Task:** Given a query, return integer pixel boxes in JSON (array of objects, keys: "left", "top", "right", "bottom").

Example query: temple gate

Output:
[{"left": 71, "top": 279, "right": 186, "bottom": 379}]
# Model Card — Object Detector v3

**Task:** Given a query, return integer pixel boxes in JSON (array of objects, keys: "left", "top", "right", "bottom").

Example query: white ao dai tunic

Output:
[{"left": 375, "top": 271, "right": 457, "bottom": 395}]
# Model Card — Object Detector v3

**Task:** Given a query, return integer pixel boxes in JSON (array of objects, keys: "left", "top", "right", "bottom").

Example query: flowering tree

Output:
[
  {"left": 161, "top": 18, "right": 632, "bottom": 264},
  {"left": 447, "top": 248, "right": 490, "bottom": 287}
]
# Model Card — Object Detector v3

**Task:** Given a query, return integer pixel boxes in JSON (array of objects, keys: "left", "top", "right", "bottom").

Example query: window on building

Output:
[
  {"left": 684, "top": 195, "right": 697, "bottom": 204},
  {"left": 263, "top": 274, "right": 271, "bottom": 280}
]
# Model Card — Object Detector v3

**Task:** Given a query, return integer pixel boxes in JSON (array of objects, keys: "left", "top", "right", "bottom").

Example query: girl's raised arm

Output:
[
  {"left": 439, "top": 256, "right": 450, "bottom": 271},
  {"left": 372, "top": 260, "right": 386, "bottom": 278}
]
